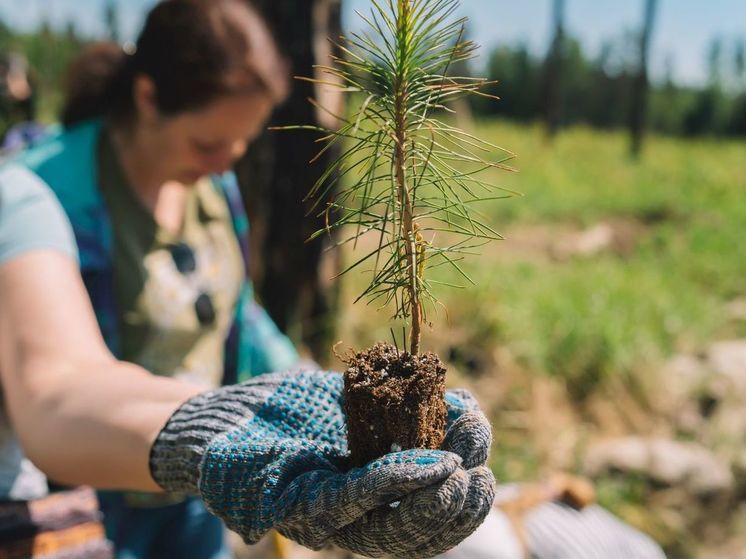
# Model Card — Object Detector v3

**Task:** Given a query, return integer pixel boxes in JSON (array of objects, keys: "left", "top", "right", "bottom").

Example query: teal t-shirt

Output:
[
  {"left": 0, "top": 163, "right": 77, "bottom": 266},
  {"left": 0, "top": 162, "right": 77, "bottom": 500}
]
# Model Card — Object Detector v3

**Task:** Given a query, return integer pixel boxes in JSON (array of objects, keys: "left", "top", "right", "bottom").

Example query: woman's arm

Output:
[{"left": 0, "top": 250, "right": 205, "bottom": 491}]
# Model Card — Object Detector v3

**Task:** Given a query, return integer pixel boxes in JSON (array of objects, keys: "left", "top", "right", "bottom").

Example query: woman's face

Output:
[{"left": 137, "top": 81, "right": 275, "bottom": 184}]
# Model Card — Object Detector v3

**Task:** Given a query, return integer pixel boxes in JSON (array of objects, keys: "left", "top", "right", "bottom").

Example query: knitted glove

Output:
[{"left": 150, "top": 370, "right": 495, "bottom": 558}]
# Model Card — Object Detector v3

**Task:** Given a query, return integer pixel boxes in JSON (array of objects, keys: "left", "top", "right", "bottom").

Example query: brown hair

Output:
[{"left": 61, "top": 0, "right": 288, "bottom": 127}]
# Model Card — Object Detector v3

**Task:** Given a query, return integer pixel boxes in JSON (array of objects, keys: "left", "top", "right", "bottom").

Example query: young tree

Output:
[
  {"left": 295, "top": 0, "right": 513, "bottom": 355},
  {"left": 288, "top": 0, "right": 513, "bottom": 464}
]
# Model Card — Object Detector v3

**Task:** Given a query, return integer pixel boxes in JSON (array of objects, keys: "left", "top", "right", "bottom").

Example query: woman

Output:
[
  {"left": 21, "top": 0, "right": 301, "bottom": 555},
  {"left": 0, "top": 164, "right": 493, "bottom": 557},
  {"left": 3, "top": 1, "right": 497, "bottom": 558}
]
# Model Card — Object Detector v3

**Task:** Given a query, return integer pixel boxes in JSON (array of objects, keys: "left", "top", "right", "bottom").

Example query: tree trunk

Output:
[
  {"left": 236, "top": 0, "right": 344, "bottom": 364},
  {"left": 629, "top": 0, "right": 658, "bottom": 158},
  {"left": 542, "top": 0, "right": 565, "bottom": 140}
]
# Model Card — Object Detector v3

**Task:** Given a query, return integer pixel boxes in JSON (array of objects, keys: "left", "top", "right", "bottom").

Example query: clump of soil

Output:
[{"left": 343, "top": 342, "right": 447, "bottom": 467}]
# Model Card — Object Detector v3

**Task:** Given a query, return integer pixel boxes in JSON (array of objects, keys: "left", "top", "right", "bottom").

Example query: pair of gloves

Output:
[{"left": 149, "top": 370, "right": 496, "bottom": 558}]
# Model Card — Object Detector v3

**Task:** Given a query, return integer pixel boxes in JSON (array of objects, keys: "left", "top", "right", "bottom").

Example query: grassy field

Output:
[{"left": 458, "top": 121, "right": 743, "bottom": 383}]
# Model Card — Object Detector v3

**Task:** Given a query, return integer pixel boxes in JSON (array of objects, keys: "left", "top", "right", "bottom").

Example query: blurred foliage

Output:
[
  {"left": 473, "top": 33, "right": 746, "bottom": 138},
  {"left": 457, "top": 120, "right": 743, "bottom": 386},
  {"left": 0, "top": 17, "right": 85, "bottom": 128},
  {"left": 1, "top": 3, "right": 744, "bottom": 139}
]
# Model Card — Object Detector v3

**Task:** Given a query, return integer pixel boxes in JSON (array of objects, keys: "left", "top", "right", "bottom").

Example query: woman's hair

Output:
[{"left": 61, "top": 0, "right": 288, "bottom": 127}]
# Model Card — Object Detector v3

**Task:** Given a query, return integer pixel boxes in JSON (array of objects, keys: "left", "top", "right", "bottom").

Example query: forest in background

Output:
[{"left": 2, "top": 0, "right": 745, "bottom": 139}]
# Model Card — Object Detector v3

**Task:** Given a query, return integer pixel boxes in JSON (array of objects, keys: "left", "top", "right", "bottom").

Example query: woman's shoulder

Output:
[
  {"left": 0, "top": 163, "right": 78, "bottom": 266},
  {"left": 20, "top": 120, "right": 101, "bottom": 179},
  {"left": 0, "top": 163, "right": 53, "bottom": 203},
  {"left": 17, "top": 120, "right": 106, "bottom": 228},
  {"left": 8, "top": 121, "right": 113, "bottom": 269}
]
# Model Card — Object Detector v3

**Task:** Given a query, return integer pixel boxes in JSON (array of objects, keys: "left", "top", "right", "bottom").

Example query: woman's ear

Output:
[{"left": 133, "top": 75, "right": 159, "bottom": 124}]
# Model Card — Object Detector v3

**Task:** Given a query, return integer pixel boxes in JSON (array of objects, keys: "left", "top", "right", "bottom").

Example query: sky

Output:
[{"left": 0, "top": 0, "right": 743, "bottom": 86}]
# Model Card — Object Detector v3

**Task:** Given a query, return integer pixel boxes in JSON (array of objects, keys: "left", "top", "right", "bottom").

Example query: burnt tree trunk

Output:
[
  {"left": 629, "top": 0, "right": 658, "bottom": 158},
  {"left": 236, "top": 0, "right": 344, "bottom": 364},
  {"left": 542, "top": 0, "right": 565, "bottom": 140}
]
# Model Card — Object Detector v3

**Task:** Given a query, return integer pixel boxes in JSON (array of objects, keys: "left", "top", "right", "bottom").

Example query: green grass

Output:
[
  {"left": 478, "top": 122, "right": 745, "bottom": 228},
  {"left": 478, "top": 122, "right": 743, "bottom": 382}
]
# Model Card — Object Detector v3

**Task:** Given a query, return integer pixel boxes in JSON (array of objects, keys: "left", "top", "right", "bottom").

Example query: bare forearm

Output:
[
  {"left": 8, "top": 358, "right": 205, "bottom": 491},
  {"left": 0, "top": 252, "right": 206, "bottom": 492}
]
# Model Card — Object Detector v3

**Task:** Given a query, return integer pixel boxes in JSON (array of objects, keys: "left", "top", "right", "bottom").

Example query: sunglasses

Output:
[{"left": 168, "top": 242, "right": 216, "bottom": 327}]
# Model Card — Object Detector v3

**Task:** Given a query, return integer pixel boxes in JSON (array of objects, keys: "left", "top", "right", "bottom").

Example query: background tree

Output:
[
  {"left": 629, "top": 0, "right": 658, "bottom": 157},
  {"left": 734, "top": 38, "right": 745, "bottom": 87},
  {"left": 684, "top": 36, "right": 728, "bottom": 136},
  {"left": 235, "top": 0, "right": 344, "bottom": 363},
  {"left": 103, "top": 0, "right": 120, "bottom": 44},
  {"left": 478, "top": 43, "right": 540, "bottom": 121},
  {"left": 542, "top": 0, "right": 566, "bottom": 139}
]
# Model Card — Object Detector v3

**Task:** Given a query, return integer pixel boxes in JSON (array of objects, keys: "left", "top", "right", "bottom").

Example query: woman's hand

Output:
[{"left": 150, "top": 370, "right": 496, "bottom": 558}]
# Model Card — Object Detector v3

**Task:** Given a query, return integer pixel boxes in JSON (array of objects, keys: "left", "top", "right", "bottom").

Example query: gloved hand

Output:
[{"left": 150, "top": 370, "right": 495, "bottom": 558}]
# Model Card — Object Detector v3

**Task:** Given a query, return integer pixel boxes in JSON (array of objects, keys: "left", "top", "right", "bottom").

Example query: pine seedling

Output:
[
  {"left": 287, "top": 0, "right": 515, "bottom": 355},
  {"left": 282, "top": 0, "right": 515, "bottom": 465}
]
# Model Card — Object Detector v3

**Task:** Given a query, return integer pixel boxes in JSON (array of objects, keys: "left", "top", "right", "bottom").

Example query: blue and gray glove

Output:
[{"left": 149, "top": 370, "right": 495, "bottom": 558}]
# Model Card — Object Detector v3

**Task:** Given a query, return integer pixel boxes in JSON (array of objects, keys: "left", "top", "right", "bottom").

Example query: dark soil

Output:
[{"left": 343, "top": 342, "right": 447, "bottom": 467}]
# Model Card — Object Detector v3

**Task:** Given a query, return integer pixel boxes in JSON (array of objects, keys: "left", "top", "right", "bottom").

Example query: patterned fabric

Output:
[
  {"left": 150, "top": 370, "right": 496, "bottom": 558},
  {"left": 16, "top": 120, "right": 299, "bottom": 384},
  {"left": 0, "top": 487, "right": 113, "bottom": 559},
  {"left": 524, "top": 503, "right": 667, "bottom": 559},
  {"left": 97, "top": 130, "right": 244, "bottom": 387},
  {"left": 433, "top": 503, "right": 667, "bottom": 559},
  {"left": 96, "top": 494, "right": 229, "bottom": 559}
]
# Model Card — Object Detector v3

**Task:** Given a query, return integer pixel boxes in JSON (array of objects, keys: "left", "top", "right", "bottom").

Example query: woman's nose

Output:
[{"left": 230, "top": 139, "right": 248, "bottom": 160}]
